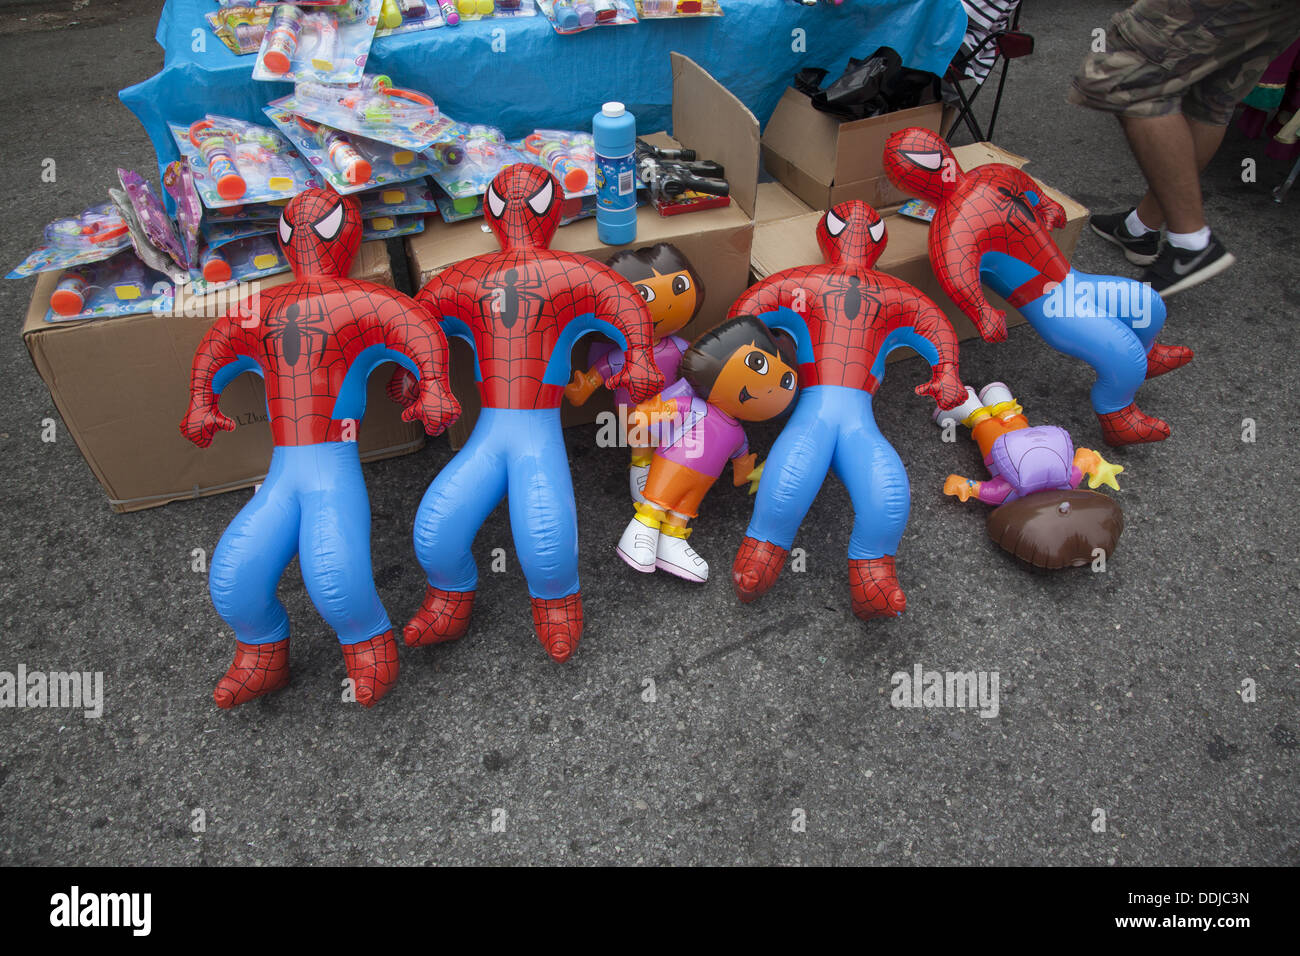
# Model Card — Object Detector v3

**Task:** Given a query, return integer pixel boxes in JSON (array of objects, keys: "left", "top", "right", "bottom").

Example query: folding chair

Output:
[{"left": 944, "top": 0, "right": 1034, "bottom": 142}]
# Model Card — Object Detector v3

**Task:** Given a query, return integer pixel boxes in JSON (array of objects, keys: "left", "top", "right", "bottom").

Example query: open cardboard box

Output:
[
  {"left": 406, "top": 52, "right": 760, "bottom": 448},
  {"left": 21, "top": 241, "right": 426, "bottom": 513},
  {"left": 761, "top": 87, "right": 944, "bottom": 213},
  {"left": 751, "top": 143, "right": 1091, "bottom": 350}
]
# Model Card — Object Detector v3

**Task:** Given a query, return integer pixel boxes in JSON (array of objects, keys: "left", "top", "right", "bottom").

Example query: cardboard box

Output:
[
  {"left": 22, "top": 241, "right": 426, "bottom": 513},
  {"left": 750, "top": 143, "right": 1090, "bottom": 349},
  {"left": 406, "top": 52, "right": 760, "bottom": 447},
  {"left": 761, "top": 88, "right": 944, "bottom": 213}
]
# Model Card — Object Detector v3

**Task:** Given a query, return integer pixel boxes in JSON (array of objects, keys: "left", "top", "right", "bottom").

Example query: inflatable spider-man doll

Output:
[
  {"left": 181, "top": 188, "right": 460, "bottom": 708},
  {"left": 883, "top": 127, "right": 1193, "bottom": 447},
  {"left": 404, "top": 164, "right": 663, "bottom": 662},
  {"left": 728, "top": 201, "right": 968, "bottom": 620}
]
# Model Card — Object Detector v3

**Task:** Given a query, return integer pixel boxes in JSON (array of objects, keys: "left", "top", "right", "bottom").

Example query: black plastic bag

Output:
[{"left": 797, "top": 47, "right": 939, "bottom": 120}]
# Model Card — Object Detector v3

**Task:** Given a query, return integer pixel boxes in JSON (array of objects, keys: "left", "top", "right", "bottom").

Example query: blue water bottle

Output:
[{"left": 594, "top": 101, "right": 637, "bottom": 245}]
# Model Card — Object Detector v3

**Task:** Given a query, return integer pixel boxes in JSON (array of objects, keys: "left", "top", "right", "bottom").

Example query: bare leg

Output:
[{"left": 1123, "top": 114, "right": 1227, "bottom": 232}]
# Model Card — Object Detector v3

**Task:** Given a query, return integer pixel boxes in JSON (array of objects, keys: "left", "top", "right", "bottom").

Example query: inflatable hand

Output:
[
  {"left": 630, "top": 396, "right": 678, "bottom": 429},
  {"left": 1037, "top": 194, "right": 1067, "bottom": 231},
  {"left": 1075, "top": 447, "right": 1124, "bottom": 491},
  {"left": 564, "top": 367, "right": 604, "bottom": 407},
  {"left": 607, "top": 348, "right": 664, "bottom": 406},
  {"left": 943, "top": 474, "right": 978, "bottom": 503},
  {"left": 916, "top": 362, "right": 967, "bottom": 410},
  {"left": 974, "top": 305, "right": 1008, "bottom": 343},
  {"left": 387, "top": 367, "right": 418, "bottom": 408},
  {"left": 402, "top": 378, "right": 461, "bottom": 437},
  {"left": 744, "top": 460, "right": 764, "bottom": 495},
  {"left": 732, "top": 451, "right": 758, "bottom": 488},
  {"left": 180, "top": 401, "right": 236, "bottom": 448}
]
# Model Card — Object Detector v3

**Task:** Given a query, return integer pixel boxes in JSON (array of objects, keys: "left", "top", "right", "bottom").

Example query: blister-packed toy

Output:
[
  {"left": 358, "top": 179, "right": 439, "bottom": 217},
  {"left": 277, "top": 75, "right": 448, "bottom": 151},
  {"left": 8, "top": 203, "right": 131, "bottom": 278},
  {"left": 636, "top": 0, "right": 722, "bottom": 17},
  {"left": 362, "top": 213, "right": 426, "bottom": 240},
  {"left": 520, "top": 129, "right": 596, "bottom": 197},
  {"left": 425, "top": 123, "right": 530, "bottom": 202},
  {"left": 263, "top": 104, "right": 431, "bottom": 194},
  {"left": 252, "top": 0, "right": 382, "bottom": 85},
  {"left": 171, "top": 116, "right": 319, "bottom": 208},
  {"left": 207, "top": 4, "right": 274, "bottom": 54},
  {"left": 44, "top": 250, "right": 174, "bottom": 323},
  {"left": 537, "top": 0, "right": 636, "bottom": 32},
  {"left": 191, "top": 233, "right": 289, "bottom": 288}
]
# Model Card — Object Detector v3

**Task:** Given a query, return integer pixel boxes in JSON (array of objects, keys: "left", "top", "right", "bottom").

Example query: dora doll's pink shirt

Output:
[{"left": 648, "top": 379, "right": 748, "bottom": 477}]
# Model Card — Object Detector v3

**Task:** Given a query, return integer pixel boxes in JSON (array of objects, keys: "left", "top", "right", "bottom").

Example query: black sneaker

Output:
[
  {"left": 1141, "top": 231, "right": 1236, "bottom": 297},
  {"left": 1089, "top": 208, "right": 1161, "bottom": 265}
]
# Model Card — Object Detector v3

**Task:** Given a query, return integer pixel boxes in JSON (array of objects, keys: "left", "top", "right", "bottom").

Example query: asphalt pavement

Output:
[{"left": 0, "top": 0, "right": 1296, "bottom": 865}]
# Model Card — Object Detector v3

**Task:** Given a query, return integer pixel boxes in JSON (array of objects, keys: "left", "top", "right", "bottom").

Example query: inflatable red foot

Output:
[
  {"left": 404, "top": 586, "right": 475, "bottom": 647},
  {"left": 341, "top": 631, "right": 400, "bottom": 707},
  {"left": 1097, "top": 403, "right": 1170, "bottom": 446},
  {"left": 531, "top": 594, "right": 583, "bottom": 663},
  {"left": 214, "top": 639, "right": 290, "bottom": 709},
  {"left": 732, "top": 536, "right": 788, "bottom": 604},
  {"left": 848, "top": 556, "right": 906, "bottom": 621},
  {"left": 1146, "top": 343, "right": 1194, "bottom": 379}
]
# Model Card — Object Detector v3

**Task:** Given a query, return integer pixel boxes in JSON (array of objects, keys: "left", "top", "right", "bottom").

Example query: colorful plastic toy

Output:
[
  {"left": 883, "top": 127, "right": 1193, "bottom": 447},
  {"left": 727, "top": 200, "right": 967, "bottom": 620},
  {"left": 181, "top": 188, "right": 460, "bottom": 709},
  {"left": 565, "top": 243, "right": 702, "bottom": 501},
  {"left": 616, "top": 315, "right": 797, "bottom": 582},
  {"left": 935, "top": 382, "right": 1125, "bottom": 569},
  {"left": 405, "top": 163, "right": 663, "bottom": 662}
]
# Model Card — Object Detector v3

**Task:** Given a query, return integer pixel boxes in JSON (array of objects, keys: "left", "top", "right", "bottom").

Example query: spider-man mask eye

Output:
[
  {"left": 869, "top": 219, "right": 885, "bottom": 243},
  {"left": 486, "top": 185, "right": 505, "bottom": 219},
  {"left": 527, "top": 178, "right": 554, "bottom": 215},
  {"left": 313, "top": 202, "right": 344, "bottom": 240},
  {"left": 278, "top": 214, "right": 292, "bottom": 245},
  {"left": 903, "top": 149, "right": 944, "bottom": 171},
  {"left": 825, "top": 210, "right": 847, "bottom": 237}
]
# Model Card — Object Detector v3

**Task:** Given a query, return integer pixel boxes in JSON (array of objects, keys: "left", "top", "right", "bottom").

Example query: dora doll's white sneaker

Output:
[
  {"left": 656, "top": 532, "right": 709, "bottom": 583},
  {"left": 629, "top": 462, "right": 650, "bottom": 504},
  {"left": 617, "top": 518, "right": 658, "bottom": 572}
]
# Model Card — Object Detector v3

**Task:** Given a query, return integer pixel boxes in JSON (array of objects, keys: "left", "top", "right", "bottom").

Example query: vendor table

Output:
[{"left": 121, "top": 0, "right": 966, "bottom": 174}]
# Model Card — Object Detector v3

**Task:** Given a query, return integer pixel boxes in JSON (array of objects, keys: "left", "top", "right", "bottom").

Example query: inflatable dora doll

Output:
[
  {"left": 616, "top": 315, "right": 798, "bottom": 582},
  {"left": 565, "top": 243, "right": 704, "bottom": 502}
]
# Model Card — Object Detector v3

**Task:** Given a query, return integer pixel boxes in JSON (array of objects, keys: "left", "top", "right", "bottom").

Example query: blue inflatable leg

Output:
[
  {"left": 412, "top": 412, "right": 509, "bottom": 593},
  {"left": 504, "top": 410, "right": 579, "bottom": 600},
  {"left": 293, "top": 444, "right": 391, "bottom": 645},
  {"left": 745, "top": 386, "right": 838, "bottom": 549},
  {"left": 830, "top": 394, "right": 910, "bottom": 560},
  {"left": 209, "top": 448, "right": 301, "bottom": 645}
]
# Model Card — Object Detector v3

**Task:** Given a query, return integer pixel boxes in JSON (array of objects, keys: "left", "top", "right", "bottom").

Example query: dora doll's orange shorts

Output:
[{"left": 643, "top": 455, "right": 717, "bottom": 518}]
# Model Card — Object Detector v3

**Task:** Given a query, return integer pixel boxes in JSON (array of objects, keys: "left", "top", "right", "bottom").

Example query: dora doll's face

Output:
[
  {"left": 708, "top": 343, "right": 797, "bottom": 421},
  {"left": 632, "top": 269, "right": 698, "bottom": 339}
]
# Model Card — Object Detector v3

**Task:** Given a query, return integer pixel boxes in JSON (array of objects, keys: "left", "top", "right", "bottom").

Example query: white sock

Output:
[
  {"left": 1125, "top": 208, "right": 1157, "bottom": 236},
  {"left": 1167, "top": 226, "right": 1211, "bottom": 251}
]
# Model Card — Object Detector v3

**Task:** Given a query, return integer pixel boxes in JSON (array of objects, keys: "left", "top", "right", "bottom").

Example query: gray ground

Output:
[{"left": 0, "top": 0, "right": 1296, "bottom": 866}]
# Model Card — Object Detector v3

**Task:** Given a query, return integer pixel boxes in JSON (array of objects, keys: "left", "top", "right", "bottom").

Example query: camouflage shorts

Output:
[{"left": 1069, "top": 0, "right": 1300, "bottom": 125}]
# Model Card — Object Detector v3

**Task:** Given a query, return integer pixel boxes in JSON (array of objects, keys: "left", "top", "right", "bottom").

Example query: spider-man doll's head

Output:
[
  {"left": 277, "top": 188, "right": 362, "bottom": 279},
  {"left": 816, "top": 201, "right": 887, "bottom": 268},
  {"left": 883, "top": 127, "right": 963, "bottom": 205},
  {"left": 483, "top": 164, "right": 562, "bottom": 251}
]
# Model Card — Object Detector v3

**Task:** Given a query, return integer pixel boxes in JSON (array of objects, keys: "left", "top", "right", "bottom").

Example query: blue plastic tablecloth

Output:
[{"left": 121, "top": 0, "right": 966, "bottom": 177}]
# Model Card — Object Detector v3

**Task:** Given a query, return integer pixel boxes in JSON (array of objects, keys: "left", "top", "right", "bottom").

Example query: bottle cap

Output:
[{"left": 602, "top": 102, "right": 625, "bottom": 118}]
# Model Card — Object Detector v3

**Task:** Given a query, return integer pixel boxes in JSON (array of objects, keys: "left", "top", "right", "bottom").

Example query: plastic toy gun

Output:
[{"left": 634, "top": 139, "right": 728, "bottom": 202}]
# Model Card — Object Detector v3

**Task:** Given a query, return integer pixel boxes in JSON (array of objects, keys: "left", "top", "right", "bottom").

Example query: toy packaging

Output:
[
  {"left": 263, "top": 104, "right": 432, "bottom": 194},
  {"left": 452, "top": 0, "right": 537, "bottom": 22},
  {"left": 358, "top": 179, "right": 440, "bottom": 217},
  {"left": 41, "top": 250, "right": 174, "bottom": 324},
  {"left": 207, "top": 5, "right": 274, "bottom": 54},
  {"left": 362, "top": 213, "right": 426, "bottom": 240},
  {"left": 277, "top": 75, "right": 447, "bottom": 151},
  {"left": 425, "top": 123, "right": 531, "bottom": 202},
  {"left": 8, "top": 202, "right": 132, "bottom": 278},
  {"left": 536, "top": 0, "right": 637, "bottom": 34},
  {"left": 375, "top": 0, "right": 446, "bottom": 35},
  {"left": 252, "top": 0, "right": 383, "bottom": 86},
  {"left": 519, "top": 129, "right": 597, "bottom": 198},
  {"left": 170, "top": 116, "right": 320, "bottom": 208},
  {"left": 636, "top": 0, "right": 722, "bottom": 17}
]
